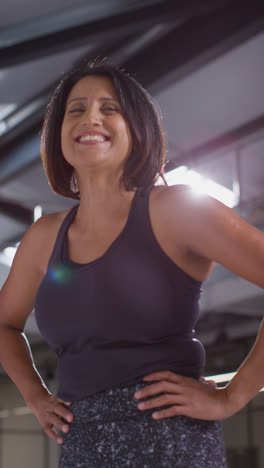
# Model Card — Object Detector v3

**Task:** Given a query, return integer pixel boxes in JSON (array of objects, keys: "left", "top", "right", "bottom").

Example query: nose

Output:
[{"left": 80, "top": 107, "right": 101, "bottom": 126}]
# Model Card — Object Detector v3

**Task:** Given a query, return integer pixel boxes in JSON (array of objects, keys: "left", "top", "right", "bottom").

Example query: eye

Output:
[
  {"left": 102, "top": 106, "right": 119, "bottom": 112},
  {"left": 69, "top": 108, "right": 83, "bottom": 113}
]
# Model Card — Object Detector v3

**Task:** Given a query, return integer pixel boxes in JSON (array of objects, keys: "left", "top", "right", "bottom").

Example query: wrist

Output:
[{"left": 24, "top": 384, "right": 51, "bottom": 410}]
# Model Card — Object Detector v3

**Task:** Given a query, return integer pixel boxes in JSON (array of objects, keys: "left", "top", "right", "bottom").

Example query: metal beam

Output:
[
  {"left": 124, "top": 1, "right": 264, "bottom": 94},
  {"left": 0, "top": 199, "right": 33, "bottom": 226},
  {"left": 165, "top": 114, "right": 264, "bottom": 172},
  {"left": 0, "top": 34, "right": 136, "bottom": 144},
  {"left": 0, "top": 95, "right": 47, "bottom": 142},
  {"left": 0, "top": 0, "right": 164, "bottom": 48},
  {"left": 0, "top": 0, "right": 229, "bottom": 68},
  {"left": 0, "top": 128, "right": 41, "bottom": 184}
]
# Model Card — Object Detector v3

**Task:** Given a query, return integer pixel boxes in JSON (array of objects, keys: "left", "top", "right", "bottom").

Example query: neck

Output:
[{"left": 73, "top": 173, "right": 136, "bottom": 232}]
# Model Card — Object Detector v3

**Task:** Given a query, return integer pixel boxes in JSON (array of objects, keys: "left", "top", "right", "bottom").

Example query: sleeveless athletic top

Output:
[{"left": 34, "top": 185, "right": 205, "bottom": 401}]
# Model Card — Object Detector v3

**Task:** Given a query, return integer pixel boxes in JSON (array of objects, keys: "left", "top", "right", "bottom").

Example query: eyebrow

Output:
[{"left": 67, "top": 97, "right": 120, "bottom": 104}]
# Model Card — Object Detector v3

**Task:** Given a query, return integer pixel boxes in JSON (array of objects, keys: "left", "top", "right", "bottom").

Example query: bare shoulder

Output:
[
  {"left": 151, "top": 183, "right": 206, "bottom": 227},
  {"left": 153, "top": 183, "right": 209, "bottom": 207},
  {"left": 150, "top": 184, "right": 203, "bottom": 251},
  {"left": 5, "top": 207, "right": 72, "bottom": 282},
  {"left": 149, "top": 184, "right": 215, "bottom": 281},
  {"left": 29, "top": 208, "right": 69, "bottom": 237},
  {"left": 0, "top": 208, "right": 72, "bottom": 330},
  {"left": 24, "top": 208, "right": 71, "bottom": 275},
  {"left": 152, "top": 183, "right": 229, "bottom": 225},
  {"left": 153, "top": 184, "right": 264, "bottom": 288}
]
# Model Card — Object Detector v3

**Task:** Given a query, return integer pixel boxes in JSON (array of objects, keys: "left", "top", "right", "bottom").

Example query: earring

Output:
[{"left": 70, "top": 170, "right": 79, "bottom": 195}]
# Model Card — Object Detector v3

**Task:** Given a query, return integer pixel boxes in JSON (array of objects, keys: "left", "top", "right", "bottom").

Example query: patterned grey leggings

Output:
[{"left": 59, "top": 378, "right": 227, "bottom": 468}]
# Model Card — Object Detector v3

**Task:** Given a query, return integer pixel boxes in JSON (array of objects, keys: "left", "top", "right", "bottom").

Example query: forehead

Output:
[{"left": 66, "top": 75, "right": 118, "bottom": 102}]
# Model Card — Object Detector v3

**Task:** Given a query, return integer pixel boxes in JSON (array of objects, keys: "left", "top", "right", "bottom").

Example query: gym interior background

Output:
[{"left": 0, "top": 1, "right": 264, "bottom": 467}]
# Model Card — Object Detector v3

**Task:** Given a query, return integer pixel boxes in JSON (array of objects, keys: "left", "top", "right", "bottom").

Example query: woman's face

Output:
[{"left": 61, "top": 75, "right": 132, "bottom": 175}]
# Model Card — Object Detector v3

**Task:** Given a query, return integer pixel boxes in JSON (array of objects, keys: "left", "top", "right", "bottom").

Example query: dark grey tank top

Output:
[{"left": 35, "top": 185, "right": 205, "bottom": 400}]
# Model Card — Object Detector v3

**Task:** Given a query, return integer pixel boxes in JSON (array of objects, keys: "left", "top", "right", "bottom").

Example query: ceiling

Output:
[{"left": 0, "top": 0, "right": 264, "bottom": 376}]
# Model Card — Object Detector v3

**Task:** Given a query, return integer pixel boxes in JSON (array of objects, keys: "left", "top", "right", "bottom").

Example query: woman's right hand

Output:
[{"left": 27, "top": 392, "right": 74, "bottom": 445}]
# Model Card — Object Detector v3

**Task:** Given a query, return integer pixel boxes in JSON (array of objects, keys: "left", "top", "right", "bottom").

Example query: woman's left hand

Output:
[{"left": 134, "top": 370, "right": 234, "bottom": 421}]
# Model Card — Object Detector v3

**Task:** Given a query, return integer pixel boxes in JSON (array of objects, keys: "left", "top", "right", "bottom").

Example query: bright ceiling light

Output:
[
  {"left": 34, "top": 205, "right": 42, "bottom": 221},
  {"left": 0, "top": 243, "right": 20, "bottom": 267},
  {"left": 163, "top": 166, "right": 239, "bottom": 208},
  {"left": 0, "top": 205, "right": 42, "bottom": 267},
  {"left": 206, "top": 371, "right": 264, "bottom": 390},
  {"left": 3, "top": 246, "right": 18, "bottom": 258},
  {"left": 205, "top": 371, "right": 236, "bottom": 383}
]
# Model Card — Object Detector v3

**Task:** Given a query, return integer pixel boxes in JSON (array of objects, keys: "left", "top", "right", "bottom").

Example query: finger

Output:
[
  {"left": 56, "top": 408, "right": 74, "bottom": 423},
  {"left": 57, "top": 399, "right": 72, "bottom": 406},
  {"left": 201, "top": 378, "right": 217, "bottom": 388},
  {"left": 153, "top": 401, "right": 224, "bottom": 421},
  {"left": 199, "top": 376, "right": 206, "bottom": 382},
  {"left": 53, "top": 403, "right": 74, "bottom": 423},
  {"left": 137, "top": 394, "right": 184, "bottom": 411},
  {"left": 44, "top": 425, "right": 64, "bottom": 445},
  {"left": 151, "top": 404, "right": 186, "bottom": 420},
  {"left": 207, "top": 379, "right": 217, "bottom": 388},
  {"left": 135, "top": 381, "right": 181, "bottom": 400},
  {"left": 48, "top": 413, "right": 70, "bottom": 433}
]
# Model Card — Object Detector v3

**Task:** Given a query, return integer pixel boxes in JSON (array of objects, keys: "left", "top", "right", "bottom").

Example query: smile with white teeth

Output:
[{"left": 78, "top": 135, "right": 107, "bottom": 142}]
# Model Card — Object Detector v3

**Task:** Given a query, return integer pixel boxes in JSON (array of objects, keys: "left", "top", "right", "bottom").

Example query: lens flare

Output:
[{"left": 47, "top": 264, "right": 73, "bottom": 284}]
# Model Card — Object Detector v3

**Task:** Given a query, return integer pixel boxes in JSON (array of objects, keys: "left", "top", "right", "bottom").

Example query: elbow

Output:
[{"left": 0, "top": 323, "right": 24, "bottom": 334}]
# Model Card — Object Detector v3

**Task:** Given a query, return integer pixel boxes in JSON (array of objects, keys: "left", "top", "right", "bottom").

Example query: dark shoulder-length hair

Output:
[{"left": 41, "top": 57, "right": 168, "bottom": 199}]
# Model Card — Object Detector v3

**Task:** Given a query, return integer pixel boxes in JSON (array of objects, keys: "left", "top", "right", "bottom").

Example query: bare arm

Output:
[
  {"left": 134, "top": 186, "right": 264, "bottom": 420},
  {"left": 0, "top": 216, "right": 73, "bottom": 443},
  {"left": 0, "top": 220, "right": 49, "bottom": 403},
  {"left": 224, "top": 318, "right": 264, "bottom": 412},
  {"left": 180, "top": 189, "right": 264, "bottom": 412}
]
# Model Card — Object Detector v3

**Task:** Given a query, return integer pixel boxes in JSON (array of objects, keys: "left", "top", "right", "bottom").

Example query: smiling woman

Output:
[
  {"left": 2, "top": 56, "right": 264, "bottom": 468},
  {"left": 41, "top": 58, "right": 167, "bottom": 198},
  {"left": 60, "top": 74, "right": 133, "bottom": 188}
]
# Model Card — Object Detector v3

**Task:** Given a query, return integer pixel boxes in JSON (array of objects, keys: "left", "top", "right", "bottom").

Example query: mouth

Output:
[{"left": 75, "top": 133, "right": 110, "bottom": 143}]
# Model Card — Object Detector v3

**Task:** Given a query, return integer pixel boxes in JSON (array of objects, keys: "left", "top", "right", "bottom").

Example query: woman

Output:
[{"left": 0, "top": 58, "right": 264, "bottom": 467}]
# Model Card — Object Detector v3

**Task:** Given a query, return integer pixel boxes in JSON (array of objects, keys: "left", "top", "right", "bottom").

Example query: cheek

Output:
[{"left": 60, "top": 123, "right": 71, "bottom": 154}]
